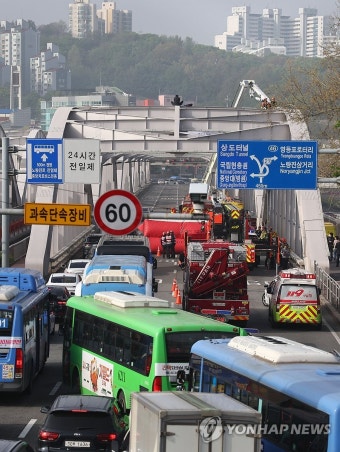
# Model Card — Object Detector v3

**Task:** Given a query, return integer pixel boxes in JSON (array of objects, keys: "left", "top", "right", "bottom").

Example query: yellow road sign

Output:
[{"left": 24, "top": 203, "right": 91, "bottom": 226}]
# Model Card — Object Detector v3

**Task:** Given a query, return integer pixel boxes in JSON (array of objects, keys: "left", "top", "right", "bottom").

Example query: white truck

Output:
[{"left": 128, "top": 391, "right": 262, "bottom": 452}]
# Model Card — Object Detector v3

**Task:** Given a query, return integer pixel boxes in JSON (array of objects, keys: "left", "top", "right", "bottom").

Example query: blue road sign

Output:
[
  {"left": 217, "top": 140, "right": 318, "bottom": 190},
  {"left": 26, "top": 139, "right": 63, "bottom": 184}
]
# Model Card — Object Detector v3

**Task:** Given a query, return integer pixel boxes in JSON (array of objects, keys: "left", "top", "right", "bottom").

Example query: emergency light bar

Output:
[{"left": 280, "top": 271, "right": 316, "bottom": 280}]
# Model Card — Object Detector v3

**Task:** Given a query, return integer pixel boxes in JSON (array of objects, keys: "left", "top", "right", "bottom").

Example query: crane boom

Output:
[{"left": 233, "top": 80, "right": 271, "bottom": 107}]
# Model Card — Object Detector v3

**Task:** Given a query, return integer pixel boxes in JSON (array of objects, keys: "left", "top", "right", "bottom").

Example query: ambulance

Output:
[{"left": 266, "top": 268, "right": 322, "bottom": 329}]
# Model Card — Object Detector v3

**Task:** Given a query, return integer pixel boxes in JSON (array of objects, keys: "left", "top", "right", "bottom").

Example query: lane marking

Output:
[
  {"left": 323, "top": 318, "right": 340, "bottom": 346},
  {"left": 18, "top": 418, "right": 37, "bottom": 438},
  {"left": 50, "top": 381, "right": 62, "bottom": 396}
]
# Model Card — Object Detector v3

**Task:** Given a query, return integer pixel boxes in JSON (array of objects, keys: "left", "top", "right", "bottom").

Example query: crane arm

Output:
[{"left": 233, "top": 80, "right": 271, "bottom": 107}]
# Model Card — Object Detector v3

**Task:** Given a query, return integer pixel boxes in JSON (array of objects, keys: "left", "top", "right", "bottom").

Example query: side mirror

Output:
[
  {"left": 266, "top": 285, "right": 272, "bottom": 294},
  {"left": 40, "top": 405, "right": 51, "bottom": 414}
]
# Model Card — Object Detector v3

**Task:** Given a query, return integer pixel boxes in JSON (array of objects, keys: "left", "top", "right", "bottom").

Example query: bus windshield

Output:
[{"left": 166, "top": 330, "right": 238, "bottom": 362}]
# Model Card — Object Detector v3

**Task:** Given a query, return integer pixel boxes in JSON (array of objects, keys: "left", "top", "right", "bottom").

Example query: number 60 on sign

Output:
[{"left": 94, "top": 190, "right": 143, "bottom": 235}]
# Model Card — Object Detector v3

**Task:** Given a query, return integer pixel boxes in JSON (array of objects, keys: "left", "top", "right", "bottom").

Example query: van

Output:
[{"left": 266, "top": 268, "right": 322, "bottom": 329}]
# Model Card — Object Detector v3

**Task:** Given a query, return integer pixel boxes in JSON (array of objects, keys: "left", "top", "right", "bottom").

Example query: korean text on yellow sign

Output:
[{"left": 24, "top": 203, "right": 91, "bottom": 226}]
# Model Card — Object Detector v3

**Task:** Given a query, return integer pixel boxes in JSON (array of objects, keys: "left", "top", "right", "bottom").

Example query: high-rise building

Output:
[
  {"left": 0, "top": 19, "right": 40, "bottom": 105},
  {"left": 215, "top": 6, "right": 338, "bottom": 57},
  {"left": 69, "top": 1, "right": 132, "bottom": 38},
  {"left": 97, "top": 2, "right": 132, "bottom": 34},
  {"left": 69, "top": 0, "right": 98, "bottom": 38}
]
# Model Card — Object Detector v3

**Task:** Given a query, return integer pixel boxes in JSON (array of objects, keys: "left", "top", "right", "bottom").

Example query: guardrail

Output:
[
  {"left": 314, "top": 262, "right": 340, "bottom": 309},
  {"left": 9, "top": 225, "right": 97, "bottom": 276},
  {"left": 8, "top": 236, "right": 30, "bottom": 265},
  {"left": 288, "top": 250, "right": 305, "bottom": 269},
  {"left": 48, "top": 226, "right": 96, "bottom": 275}
]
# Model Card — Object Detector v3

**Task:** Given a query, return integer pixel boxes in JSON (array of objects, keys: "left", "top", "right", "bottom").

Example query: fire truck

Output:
[
  {"left": 219, "top": 198, "right": 245, "bottom": 242},
  {"left": 244, "top": 214, "right": 278, "bottom": 267},
  {"left": 182, "top": 240, "right": 250, "bottom": 326}
]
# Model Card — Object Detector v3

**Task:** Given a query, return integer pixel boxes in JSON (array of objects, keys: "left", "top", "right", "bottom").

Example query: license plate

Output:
[
  {"left": 65, "top": 441, "right": 91, "bottom": 448},
  {"left": 292, "top": 306, "right": 306, "bottom": 311}
]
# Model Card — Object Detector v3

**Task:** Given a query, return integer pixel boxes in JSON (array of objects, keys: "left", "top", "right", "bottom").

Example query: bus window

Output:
[{"left": 0, "top": 311, "right": 13, "bottom": 336}]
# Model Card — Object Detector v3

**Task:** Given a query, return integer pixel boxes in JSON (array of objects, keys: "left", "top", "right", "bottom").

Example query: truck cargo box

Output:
[{"left": 129, "top": 391, "right": 261, "bottom": 452}]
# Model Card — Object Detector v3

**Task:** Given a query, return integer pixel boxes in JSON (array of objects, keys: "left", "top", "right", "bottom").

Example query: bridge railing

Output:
[{"left": 314, "top": 262, "right": 340, "bottom": 310}]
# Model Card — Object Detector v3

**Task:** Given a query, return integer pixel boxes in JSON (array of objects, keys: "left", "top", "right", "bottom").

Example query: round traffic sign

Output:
[{"left": 94, "top": 190, "right": 143, "bottom": 235}]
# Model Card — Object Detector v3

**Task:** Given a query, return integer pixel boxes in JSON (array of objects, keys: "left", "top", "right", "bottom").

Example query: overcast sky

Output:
[{"left": 2, "top": 0, "right": 338, "bottom": 45}]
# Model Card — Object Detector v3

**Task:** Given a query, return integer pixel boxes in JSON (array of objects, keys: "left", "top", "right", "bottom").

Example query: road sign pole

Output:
[{"left": 1, "top": 137, "right": 9, "bottom": 267}]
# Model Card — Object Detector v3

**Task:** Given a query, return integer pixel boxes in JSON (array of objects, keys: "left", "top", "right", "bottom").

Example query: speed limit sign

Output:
[{"left": 94, "top": 190, "right": 143, "bottom": 235}]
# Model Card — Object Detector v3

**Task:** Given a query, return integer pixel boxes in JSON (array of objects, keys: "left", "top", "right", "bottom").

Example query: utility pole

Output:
[{"left": 1, "top": 137, "right": 10, "bottom": 267}]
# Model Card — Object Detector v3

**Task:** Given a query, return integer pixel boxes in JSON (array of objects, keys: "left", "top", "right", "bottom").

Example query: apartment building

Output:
[
  {"left": 69, "top": 0, "right": 98, "bottom": 38},
  {"left": 0, "top": 19, "right": 40, "bottom": 97},
  {"left": 69, "top": 0, "right": 132, "bottom": 38},
  {"left": 97, "top": 2, "right": 132, "bottom": 34},
  {"left": 30, "top": 43, "right": 71, "bottom": 96},
  {"left": 215, "top": 6, "right": 338, "bottom": 57}
]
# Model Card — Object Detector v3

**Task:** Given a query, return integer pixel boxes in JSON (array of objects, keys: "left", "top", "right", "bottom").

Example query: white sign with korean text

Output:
[{"left": 64, "top": 139, "right": 100, "bottom": 184}]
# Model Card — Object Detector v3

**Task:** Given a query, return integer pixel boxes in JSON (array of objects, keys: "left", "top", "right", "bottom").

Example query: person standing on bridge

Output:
[
  {"left": 334, "top": 236, "right": 340, "bottom": 267},
  {"left": 161, "top": 232, "right": 167, "bottom": 258},
  {"left": 165, "top": 231, "right": 173, "bottom": 258},
  {"left": 327, "top": 232, "right": 335, "bottom": 261},
  {"left": 170, "top": 231, "right": 176, "bottom": 258},
  {"left": 280, "top": 243, "right": 290, "bottom": 270}
]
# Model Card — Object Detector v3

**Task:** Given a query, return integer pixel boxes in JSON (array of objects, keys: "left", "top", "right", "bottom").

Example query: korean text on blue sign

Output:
[
  {"left": 26, "top": 138, "right": 63, "bottom": 184},
  {"left": 217, "top": 140, "right": 318, "bottom": 190}
]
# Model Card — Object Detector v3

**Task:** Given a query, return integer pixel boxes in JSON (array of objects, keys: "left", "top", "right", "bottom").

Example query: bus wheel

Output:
[
  {"left": 117, "top": 391, "right": 127, "bottom": 414},
  {"left": 72, "top": 369, "right": 81, "bottom": 394}
]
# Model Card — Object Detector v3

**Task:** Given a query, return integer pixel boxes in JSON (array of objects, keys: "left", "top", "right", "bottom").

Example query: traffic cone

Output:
[
  {"left": 156, "top": 246, "right": 161, "bottom": 257},
  {"left": 176, "top": 290, "right": 182, "bottom": 305},
  {"left": 172, "top": 283, "right": 178, "bottom": 298},
  {"left": 171, "top": 278, "right": 177, "bottom": 292}
]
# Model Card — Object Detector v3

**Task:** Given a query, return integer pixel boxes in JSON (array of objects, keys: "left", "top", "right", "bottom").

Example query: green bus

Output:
[{"left": 62, "top": 291, "right": 247, "bottom": 412}]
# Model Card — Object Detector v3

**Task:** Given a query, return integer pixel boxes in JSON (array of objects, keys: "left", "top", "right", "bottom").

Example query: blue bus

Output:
[
  {"left": 75, "top": 254, "right": 157, "bottom": 296},
  {"left": 190, "top": 335, "right": 340, "bottom": 452},
  {"left": 0, "top": 268, "right": 51, "bottom": 393}
]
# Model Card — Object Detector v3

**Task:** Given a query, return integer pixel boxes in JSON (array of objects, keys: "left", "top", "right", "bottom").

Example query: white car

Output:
[
  {"left": 46, "top": 273, "right": 82, "bottom": 296},
  {"left": 64, "top": 259, "right": 91, "bottom": 276},
  {"left": 262, "top": 279, "right": 277, "bottom": 306}
]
